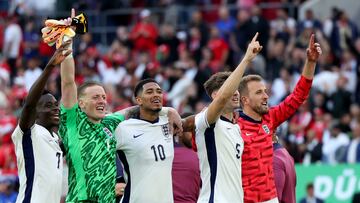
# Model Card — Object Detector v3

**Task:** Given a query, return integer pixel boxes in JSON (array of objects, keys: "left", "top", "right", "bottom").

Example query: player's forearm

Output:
[
  {"left": 182, "top": 115, "right": 195, "bottom": 132},
  {"left": 213, "top": 59, "right": 250, "bottom": 104},
  {"left": 206, "top": 53, "right": 251, "bottom": 124},
  {"left": 61, "top": 56, "right": 75, "bottom": 85},
  {"left": 26, "top": 64, "right": 56, "bottom": 107},
  {"left": 60, "top": 56, "right": 77, "bottom": 107},
  {"left": 20, "top": 63, "right": 56, "bottom": 129},
  {"left": 223, "top": 58, "right": 250, "bottom": 93},
  {"left": 270, "top": 76, "right": 312, "bottom": 127},
  {"left": 116, "top": 106, "right": 139, "bottom": 119},
  {"left": 208, "top": 34, "right": 262, "bottom": 124},
  {"left": 301, "top": 59, "right": 316, "bottom": 80}
]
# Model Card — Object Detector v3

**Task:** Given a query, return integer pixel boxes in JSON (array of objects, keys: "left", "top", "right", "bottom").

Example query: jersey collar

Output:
[{"left": 239, "top": 111, "right": 262, "bottom": 124}]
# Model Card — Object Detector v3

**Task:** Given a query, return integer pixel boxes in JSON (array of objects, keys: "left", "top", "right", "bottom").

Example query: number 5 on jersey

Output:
[
  {"left": 236, "top": 143, "right": 241, "bottom": 159},
  {"left": 151, "top": 144, "right": 166, "bottom": 161}
]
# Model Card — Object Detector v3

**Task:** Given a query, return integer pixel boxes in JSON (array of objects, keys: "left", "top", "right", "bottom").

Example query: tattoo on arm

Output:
[
  {"left": 126, "top": 106, "right": 140, "bottom": 119},
  {"left": 182, "top": 115, "right": 195, "bottom": 132}
]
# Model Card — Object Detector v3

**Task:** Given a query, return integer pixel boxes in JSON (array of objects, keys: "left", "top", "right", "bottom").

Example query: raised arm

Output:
[
  {"left": 19, "top": 42, "right": 72, "bottom": 130},
  {"left": 302, "top": 34, "right": 322, "bottom": 79},
  {"left": 61, "top": 8, "right": 78, "bottom": 108},
  {"left": 270, "top": 34, "right": 322, "bottom": 127},
  {"left": 206, "top": 33, "right": 262, "bottom": 124}
]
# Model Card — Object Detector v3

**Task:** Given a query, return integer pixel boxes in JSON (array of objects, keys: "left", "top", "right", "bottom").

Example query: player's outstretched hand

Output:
[
  {"left": 244, "top": 32, "right": 263, "bottom": 61},
  {"left": 47, "top": 41, "right": 72, "bottom": 66},
  {"left": 42, "top": 8, "right": 76, "bottom": 49},
  {"left": 57, "top": 8, "right": 76, "bottom": 26},
  {"left": 306, "top": 34, "right": 322, "bottom": 62}
]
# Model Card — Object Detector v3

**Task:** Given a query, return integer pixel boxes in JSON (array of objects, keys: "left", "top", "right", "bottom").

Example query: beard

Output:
[
  {"left": 152, "top": 107, "right": 162, "bottom": 112},
  {"left": 145, "top": 105, "right": 162, "bottom": 113},
  {"left": 252, "top": 104, "right": 269, "bottom": 115}
]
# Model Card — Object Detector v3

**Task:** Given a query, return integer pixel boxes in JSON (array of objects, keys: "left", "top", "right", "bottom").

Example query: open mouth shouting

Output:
[
  {"left": 261, "top": 101, "right": 268, "bottom": 108},
  {"left": 151, "top": 98, "right": 161, "bottom": 105},
  {"left": 96, "top": 105, "right": 105, "bottom": 113},
  {"left": 52, "top": 112, "right": 60, "bottom": 121}
]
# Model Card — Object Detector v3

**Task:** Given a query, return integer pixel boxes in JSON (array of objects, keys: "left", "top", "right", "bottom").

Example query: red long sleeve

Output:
[{"left": 270, "top": 76, "right": 313, "bottom": 128}]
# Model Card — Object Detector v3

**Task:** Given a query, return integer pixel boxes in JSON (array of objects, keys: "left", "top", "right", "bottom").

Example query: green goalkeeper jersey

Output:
[{"left": 59, "top": 103, "right": 124, "bottom": 203}]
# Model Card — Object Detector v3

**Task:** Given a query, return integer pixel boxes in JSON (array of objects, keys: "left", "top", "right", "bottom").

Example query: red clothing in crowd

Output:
[
  {"left": 0, "top": 114, "right": 17, "bottom": 143},
  {"left": 130, "top": 21, "right": 158, "bottom": 56},
  {"left": 238, "top": 76, "right": 312, "bottom": 202},
  {"left": 0, "top": 143, "right": 17, "bottom": 175},
  {"left": 255, "top": 0, "right": 282, "bottom": 20},
  {"left": 38, "top": 40, "right": 54, "bottom": 57},
  {"left": 207, "top": 38, "right": 228, "bottom": 73},
  {"left": 0, "top": 113, "right": 18, "bottom": 175}
]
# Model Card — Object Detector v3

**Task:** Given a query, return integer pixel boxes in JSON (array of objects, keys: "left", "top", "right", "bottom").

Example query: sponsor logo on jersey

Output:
[{"left": 133, "top": 133, "right": 144, "bottom": 138}]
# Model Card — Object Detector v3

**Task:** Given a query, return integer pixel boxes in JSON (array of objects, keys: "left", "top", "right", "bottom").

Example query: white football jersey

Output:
[
  {"left": 195, "top": 109, "right": 244, "bottom": 203},
  {"left": 12, "top": 124, "right": 63, "bottom": 203},
  {"left": 115, "top": 115, "right": 174, "bottom": 203}
]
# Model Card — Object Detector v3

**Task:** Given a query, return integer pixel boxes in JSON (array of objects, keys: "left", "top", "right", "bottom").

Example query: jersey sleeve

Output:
[
  {"left": 11, "top": 125, "right": 23, "bottom": 144},
  {"left": 269, "top": 76, "right": 313, "bottom": 128},
  {"left": 11, "top": 124, "right": 37, "bottom": 144},
  {"left": 195, "top": 108, "right": 210, "bottom": 133}
]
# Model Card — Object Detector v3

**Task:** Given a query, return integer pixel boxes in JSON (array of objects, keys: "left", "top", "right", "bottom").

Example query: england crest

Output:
[
  {"left": 161, "top": 124, "right": 170, "bottom": 138},
  {"left": 262, "top": 124, "right": 270, "bottom": 134},
  {"left": 103, "top": 127, "right": 113, "bottom": 137}
]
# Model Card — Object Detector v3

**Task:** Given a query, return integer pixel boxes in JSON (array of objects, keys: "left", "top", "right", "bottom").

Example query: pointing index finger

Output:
[
  {"left": 251, "top": 32, "right": 259, "bottom": 42},
  {"left": 71, "top": 8, "right": 75, "bottom": 18},
  {"left": 309, "top": 34, "right": 315, "bottom": 48}
]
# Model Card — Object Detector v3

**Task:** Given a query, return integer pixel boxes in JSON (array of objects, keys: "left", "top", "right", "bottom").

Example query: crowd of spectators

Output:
[{"left": 0, "top": 0, "right": 360, "bottom": 200}]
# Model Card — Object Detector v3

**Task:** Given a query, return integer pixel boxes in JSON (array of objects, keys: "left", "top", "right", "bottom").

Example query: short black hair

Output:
[
  {"left": 134, "top": 78, "right": 159, "bottom": 97},
  {"left": 77, "top": 81, "right": 104, "bottom": 99},
  {"left": 306, "top": 183, "right": 314, "bottom": 190},
  {"left": 37, "top": 90, "right": 56, "bottom": 107},
  {"left": 24, "top": 90, "right": 51, "bottom": 108}
]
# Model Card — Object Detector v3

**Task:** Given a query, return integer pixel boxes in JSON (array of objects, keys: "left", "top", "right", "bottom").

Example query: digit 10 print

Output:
[{"left": 151, "top": 144, "right": 166, "bottom": 161}]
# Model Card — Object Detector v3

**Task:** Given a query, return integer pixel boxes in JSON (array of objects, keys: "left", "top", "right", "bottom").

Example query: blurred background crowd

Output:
[{"left": 0, "top": 0, "right": 360, "bottom": 202}]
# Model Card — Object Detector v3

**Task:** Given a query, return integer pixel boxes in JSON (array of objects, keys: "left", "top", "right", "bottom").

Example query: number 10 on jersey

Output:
[{"left": 151, "top": 144, "right": 166, "bottom": 161}]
